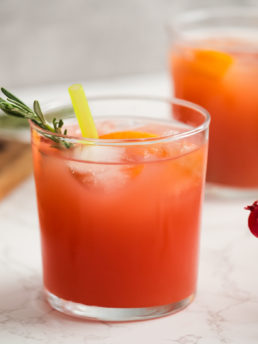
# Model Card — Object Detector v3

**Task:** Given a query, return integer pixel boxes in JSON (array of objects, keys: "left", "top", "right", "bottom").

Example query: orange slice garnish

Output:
[
  {"left": 100, "top": 131, "right": 157, "bottom": 140},
  {"left": 192, "top": 49, "right": 233, "bottom": 78},
  {"left": 101, "top": 129, "right": 168, "bottom": 159},
  {"left": 70, "top": 131, "right": 171, "bottom": 189},
  {"left": 100, "top": 131, "right": 162, "bottom": 178}
]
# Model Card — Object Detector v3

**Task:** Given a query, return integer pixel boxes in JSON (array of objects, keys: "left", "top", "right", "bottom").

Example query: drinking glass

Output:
[
  {"left": 168, "top": 7, "right": 258, "bottom": 194},
  {"left": 31, "top": 96, "right": 209, "bottom": 321}
]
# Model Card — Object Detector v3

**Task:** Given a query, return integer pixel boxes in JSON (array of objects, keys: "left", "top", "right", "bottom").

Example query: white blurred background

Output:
[{"left": 1, "top": 0, "right": 257, "bottom": 88}]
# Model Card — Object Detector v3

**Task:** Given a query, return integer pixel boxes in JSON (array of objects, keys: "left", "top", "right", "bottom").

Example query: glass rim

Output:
[
  {"left": 30, "top": 95, "right": 210, "bottom": 146},
  {"left": 166, "top": 6, "right": 258, "bottom": 29}
]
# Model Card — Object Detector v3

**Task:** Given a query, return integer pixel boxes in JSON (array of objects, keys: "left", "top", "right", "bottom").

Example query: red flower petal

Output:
[{"left": 245, "top": 201, "right": 258, "bottom": 238}]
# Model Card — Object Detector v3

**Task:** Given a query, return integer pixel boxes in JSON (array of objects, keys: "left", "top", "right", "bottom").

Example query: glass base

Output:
[
  {"left": 206, "top": 183, "right": 258, "bottom": 200},
  {"left": 45, "top": 289, "right": 194, "bottom": 321}
]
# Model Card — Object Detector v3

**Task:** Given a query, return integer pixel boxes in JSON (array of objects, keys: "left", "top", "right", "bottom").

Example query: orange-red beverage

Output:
[
  {"left": 31, "top": 97, "right": 209, "bottom": 321},
  {"left": 169, "top": 8, "right": 258, "bottom": 190}
]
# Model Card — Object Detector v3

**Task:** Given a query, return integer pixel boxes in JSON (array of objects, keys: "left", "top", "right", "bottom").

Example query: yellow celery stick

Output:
[{"left": 68, "top": 84, "right": 98, "bottom": 139}]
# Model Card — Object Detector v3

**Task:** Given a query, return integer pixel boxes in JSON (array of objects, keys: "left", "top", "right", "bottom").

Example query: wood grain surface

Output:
[{"left": 0, "top": 139, "right": 33, "bottom": 200}]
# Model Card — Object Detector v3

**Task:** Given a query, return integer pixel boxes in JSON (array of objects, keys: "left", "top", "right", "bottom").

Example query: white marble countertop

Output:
[{"left": 1, "top": 75, "right": 258, "bottom": 343}]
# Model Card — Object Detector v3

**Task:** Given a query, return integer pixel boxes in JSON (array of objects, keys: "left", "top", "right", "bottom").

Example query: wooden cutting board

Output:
[{"left": 0, "top": 139, "right": 33, "bottom": 200}]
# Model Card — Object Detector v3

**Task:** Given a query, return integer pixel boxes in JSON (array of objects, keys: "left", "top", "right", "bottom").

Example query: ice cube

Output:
[
  {"left": 67, "top": 145, "right": 130, "bottom": 191},
  {"left": 72, "top": 144, "right": 124, "bottom": 164}
]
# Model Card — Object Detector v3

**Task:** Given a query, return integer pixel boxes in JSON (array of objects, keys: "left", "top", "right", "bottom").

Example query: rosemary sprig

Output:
[{"left": 0, "top": 88, "right": 71, "bottom": 148}]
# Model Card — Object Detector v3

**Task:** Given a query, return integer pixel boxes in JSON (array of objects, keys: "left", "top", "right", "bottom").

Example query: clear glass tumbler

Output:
[
  {"left": 168, "top": 7, "right": 258, "bottom": 195},
  {"left": 31, "top": 96, "right": 209, "bottom": 321}
]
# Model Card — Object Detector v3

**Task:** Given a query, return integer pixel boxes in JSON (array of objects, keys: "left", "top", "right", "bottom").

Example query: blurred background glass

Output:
[{"left": 1, "top": 0, "right": 256, "bottom": 88}]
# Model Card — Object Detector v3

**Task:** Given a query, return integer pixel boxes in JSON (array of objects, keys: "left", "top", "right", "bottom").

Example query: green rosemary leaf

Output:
[
  {"left": 0, "top": 88, "right": 72, "bottom": 149},
  {"left": 53, "top": 118, "right": 57, "bottom": 130},
  {"left": 1, "top": 100, "right": 33, "bottom": 119},
  {"left": 1, "top": 88, "right": 30, "bottom": 110},
  {"left": 7, "top": 97, "right": 34, "bottom": 115},
  {"left": 63, "top": 141, "right": 71, "bottom": 148},
  {"left": 0, "top": 100, "right": 25, "bottom": 118},
  {"left": 33, "top": 100, "right": 45, "bottom": 124},
  {"left": 58, "top": 119, "right": 64, "bottom": 128}
]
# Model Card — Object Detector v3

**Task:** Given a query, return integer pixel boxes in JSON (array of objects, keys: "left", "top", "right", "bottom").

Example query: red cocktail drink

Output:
[
  {"left": 169, "top": 8, "right": 258, "bottom": 191},
  {"left": 31, "top": 97, "right": 209, "bottom": 320}
]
